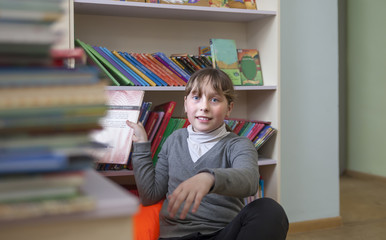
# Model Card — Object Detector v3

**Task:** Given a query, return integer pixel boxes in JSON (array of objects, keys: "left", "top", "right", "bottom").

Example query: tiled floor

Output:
[{"left": 287, "top": 174, "right": 386, "bottom": 240}]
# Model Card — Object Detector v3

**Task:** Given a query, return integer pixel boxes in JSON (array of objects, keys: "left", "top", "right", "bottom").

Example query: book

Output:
[
  {"left": 131, "top": 53, "right": 169, "bottom": 86},
  {"left": 111, "top": 50, "right": 152, "bottom": 86},
  {"left": 0, "top": 195, "right": 95, "bottom": 221},
  {"left": 121, "top": 52, "right": 167, "bottom": 86},
  {"left": 150, "top": 101, "right": 177, "bottom": 161},
  {"left": 148, "top": 111, "right": 164, "bottom": 143},
  {"left": 253, "top": 125, "right": 277, "bottom": 150},
  {"left": 237, "top": 49, "right": 263, "bottom": 86},
  {"left": 90, "top": 90, "right": 145, "bottom": 164},
  {"left": 144, "top": 111, "right": 160, "bottom": 138},
  {"left": 74, "top": 39, "right": 120, "bottom": 86},
  {"left": 152, "top": 53, "right": 188, "bottom": 85},
  {"left": 198, "top": 46, "right": 211, "bottom": 56},
  {"left": 141, "top": 53, "right": 181, "bottom": 86},
  {"left": 152, "top": 52, "right": 190, "bottom": 83},
  {"left": 0, "top": 66, "right": 100, "bottom": 87},
  {"left": 210, "top": 38, "right": 241, "bottom": 85},
  {"left": 94, "top": 46, "right": 142, "bottom": 86},
  {"left": 0, "top": 152, "right": 95, "bottom": 174}
]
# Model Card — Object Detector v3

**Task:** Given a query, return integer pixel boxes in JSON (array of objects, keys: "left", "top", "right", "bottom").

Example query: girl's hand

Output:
[
  {"left": 126, "top": 120, "right": 148, "bottom": 143},
  {"left": 167, "top": 172, "right": 215, "bottom": 219}
]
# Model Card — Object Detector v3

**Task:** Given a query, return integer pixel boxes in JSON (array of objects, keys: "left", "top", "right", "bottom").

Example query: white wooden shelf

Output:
[
  {"left": 106, "top": 85, "right": 277, "bottom": 91},
  {"left": 74, "top": 0, "right": 276, "bottom": 22}
]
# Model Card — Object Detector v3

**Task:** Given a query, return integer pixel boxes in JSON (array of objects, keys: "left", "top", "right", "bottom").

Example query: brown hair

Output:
[{"left": 185, "top": 68, "right": 236, "bottom": 105}]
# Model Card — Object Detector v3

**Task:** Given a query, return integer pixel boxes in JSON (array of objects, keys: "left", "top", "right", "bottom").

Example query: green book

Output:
[
  {"left": 210, "top": 38, "right": 241, "bottom": 86},
  {"left": 75, "top": 39, "right": 121, "bottom": 86}
]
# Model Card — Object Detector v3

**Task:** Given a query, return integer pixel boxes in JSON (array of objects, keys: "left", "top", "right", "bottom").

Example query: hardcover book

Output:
[
  {"left": 237, "top": 49, "right": 263, "bottom": 86},
  {"left": 90, "top": 90, "right": 145, "bottom": 164},
  {"left": 150, "top": 101, "right": 177, "bottom": 161},
  {"left": 210, "top": 38, "right": 241, "bottom": 85}
]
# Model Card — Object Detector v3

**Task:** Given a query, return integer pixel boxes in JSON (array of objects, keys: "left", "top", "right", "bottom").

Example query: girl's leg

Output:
[{"left": 215, "top": 198, "right": 289, "bottom": 240}]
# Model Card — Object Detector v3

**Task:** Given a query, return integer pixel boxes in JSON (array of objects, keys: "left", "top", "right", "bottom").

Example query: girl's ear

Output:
[
  {"left": 184, "top": 96, "right": 187, "bottom": 113},
  {"left": 226, "top": 102, "right": 234, "bottom": 117}
]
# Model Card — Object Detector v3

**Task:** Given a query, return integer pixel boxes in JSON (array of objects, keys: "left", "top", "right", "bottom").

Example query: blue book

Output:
[
  {"left": 0, "top": 152, "right": 67, "bottom": 174},
  {"left": 98, "top": 47, "right": 147, "bottom": 86},
  {"left": 92, "top": 46, "right": 141, "bottom": 86},
  {"left": 122, "top": 52, "right": 168, "bottom": 86},
  {"left": 100, "top": 47, "right": 149, "bottom": 86}
]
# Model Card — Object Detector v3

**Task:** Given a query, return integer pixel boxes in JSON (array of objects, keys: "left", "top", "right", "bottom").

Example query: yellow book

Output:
[{"left": 112, "top": 51, "right": 156, "bottom": 86}]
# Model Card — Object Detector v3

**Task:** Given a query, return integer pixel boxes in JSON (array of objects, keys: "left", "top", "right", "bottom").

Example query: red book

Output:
[
  {"left": 132, "top": 53, "right": 169, "bottom": 86},
  {"left": 233, "top": 120, "right": 246, "bottom": 135},
  {"left": 145, "top": 54, "right": 184, "bottom": 86},
  {"left": 150, "top": 101, "right": 177, "bottom": 158},
  {"left": 152, "top": 54, "right": 187, "bottom": 85},
  {"left": 140, "top": 53, "right": 178, "bottom": 86},
  {"left": 50, "top": 47, "right": 85, "bottom": 66},
  {"left": 148, "top": 111, "right": 164, "bottom": 143},
  {"left": 247, "top": 123, "right": 266, "bottom": 141},
  {"left": 144, "top": 111, "right": 160, "bottom": 137}
]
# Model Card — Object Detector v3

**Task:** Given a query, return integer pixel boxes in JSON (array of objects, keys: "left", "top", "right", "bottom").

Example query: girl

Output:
[{"left": 127, "top": 68, "right": 288, "bottom": 240}]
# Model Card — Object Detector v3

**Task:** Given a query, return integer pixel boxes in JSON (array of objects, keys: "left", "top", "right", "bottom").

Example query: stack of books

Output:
[
  {"left": 75, "top": 39, "right": 212, "bottom": 86},
  {"left": 0, "top": 0, "right": 108, "bottom": 222}
]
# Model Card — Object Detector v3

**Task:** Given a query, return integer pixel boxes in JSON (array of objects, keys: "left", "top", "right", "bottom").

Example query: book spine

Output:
[
  {"left": 74, "top": 39, "right": 120, "bottom": 86},
  {"left": 133, "top": 53, "right": 169, "bottom": 86},
  {"left": 91, "top": 46, "right": 137, "bottom": 86},
  {"left": 153, "top": 52, "right": 190, "bottom": 82},
  {"left": 144, "top": 54, "right": 180, "bottom": 86},
  {"left": 111, "top": 50, "right": 153, "bottom": 86},
  {"left": 121, "top": 52, "right": 162, "bottom": 86},
  {"left": 152, "top": 55, "right": 187, "bottom": 86},
  {"left": 151, "top": 102, "right": 176, "bottom": 160},
  {"left": 98, "top": 46, "right": 144, "bottom": 86}
]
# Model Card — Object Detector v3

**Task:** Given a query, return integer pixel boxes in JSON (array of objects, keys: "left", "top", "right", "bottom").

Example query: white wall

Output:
[{"left": 280, "top": 0, "right": 340, "bottom": 222}]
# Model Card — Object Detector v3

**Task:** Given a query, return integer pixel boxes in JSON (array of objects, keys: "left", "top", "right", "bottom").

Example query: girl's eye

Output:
[
  {"left": 211, "top": 98, "right": 219, "bottom": 103},
  {"left": 192, "top": 95, "right": 199, "bottom": 100}
]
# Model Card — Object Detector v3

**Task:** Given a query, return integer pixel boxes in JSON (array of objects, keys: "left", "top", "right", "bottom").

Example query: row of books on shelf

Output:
[
  {"left": 114, "top": 0, "right": 259, "bottom": 10},
  {"left": 244, "top": 176, "right": 264, "bottom": 205},
  {"left": 76, "top": 39, "right": 204, "bottom": 87},
  {"left": 95, "top": 93, "right": 276, "bottom": 171},
  {"left": 0, "top": 1, "right": 106, "bottom": 222},
  {"left": 77, "top": 38, "right": 264, "bottom": 87}
]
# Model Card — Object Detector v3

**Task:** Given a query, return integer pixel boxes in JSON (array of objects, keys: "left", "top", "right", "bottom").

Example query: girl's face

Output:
[{"left": 184, "top": 79, "right": 233, "bottom": 133}]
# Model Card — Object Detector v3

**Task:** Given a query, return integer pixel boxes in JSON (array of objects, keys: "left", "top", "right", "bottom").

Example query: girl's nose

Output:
[{"left": 199, "top": 100, "right": 209, "bottom": 111}]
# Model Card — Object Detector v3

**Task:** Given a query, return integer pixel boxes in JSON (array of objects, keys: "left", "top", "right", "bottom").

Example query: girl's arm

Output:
[{"left": 127, "top": 121, "right": 168, "bottom": 205}]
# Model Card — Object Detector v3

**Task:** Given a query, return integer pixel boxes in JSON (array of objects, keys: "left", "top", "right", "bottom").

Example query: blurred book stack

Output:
[{"left": 0, "top": 0, "right": 108, "bottom": 222}]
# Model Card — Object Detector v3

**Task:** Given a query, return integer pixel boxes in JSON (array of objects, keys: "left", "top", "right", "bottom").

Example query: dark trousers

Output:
[{"left": 159, "top": 197, "right": 289, "bottom": 240}]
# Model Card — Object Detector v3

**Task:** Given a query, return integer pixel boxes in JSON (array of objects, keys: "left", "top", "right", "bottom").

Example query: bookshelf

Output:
[{"left": 69, "top": 0, "right": 280, "bottom": 200}]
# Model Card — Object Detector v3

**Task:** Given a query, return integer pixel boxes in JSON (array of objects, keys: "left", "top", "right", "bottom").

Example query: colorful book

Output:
[
  {"left": 150, "top": 101, "right": 176, "bottom": 161},
  {"left": 198, "top": 46, "right": 211, "bottom": 56},
  {"left": 90, "top": 90, "right": 145, "bottom": 164},
  {"left": 237, "top": 49, "right": 263, "bottom": 86},
  {"left": 210, "top": 38, "right": 241, "bottom": 85}
]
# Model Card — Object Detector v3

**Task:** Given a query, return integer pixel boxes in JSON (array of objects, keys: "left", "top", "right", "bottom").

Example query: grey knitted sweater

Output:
[{"left": 132, "top": 128, "right": 259, "bottom": 238}]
